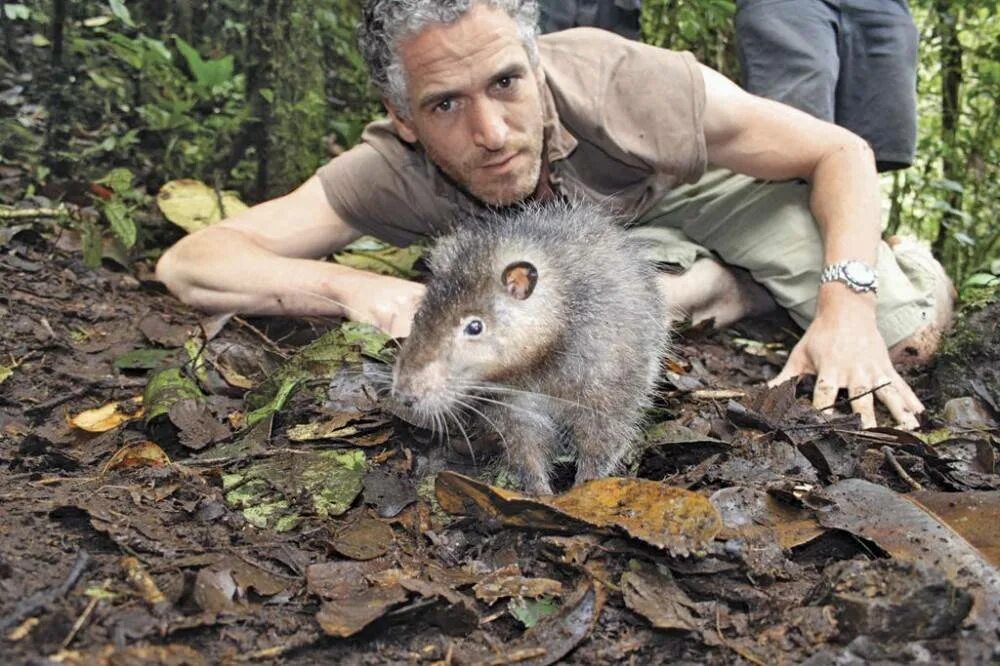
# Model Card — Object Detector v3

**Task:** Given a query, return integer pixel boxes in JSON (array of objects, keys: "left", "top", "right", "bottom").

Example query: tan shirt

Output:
[{"left": 316, "top": 27, "right": 707, "bottom": 246}]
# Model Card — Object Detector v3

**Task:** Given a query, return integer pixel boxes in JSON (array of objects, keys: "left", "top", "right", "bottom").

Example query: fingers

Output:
[
  {"left": 768, "top": 343, "right": 813, "bottom": 388},
  {"left": 847, "top": 386, "right": 877, "bottom": 429},
  {"left": 873, "top": 374, "right": 922, "bottom": 430},
  {"left": 812, "top": 371, "right": 840, "bottom": 415}
]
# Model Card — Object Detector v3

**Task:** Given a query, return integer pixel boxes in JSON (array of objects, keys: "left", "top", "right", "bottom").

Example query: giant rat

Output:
[{"left": 390, "top": 200, "right": 669, "bottom": 495}]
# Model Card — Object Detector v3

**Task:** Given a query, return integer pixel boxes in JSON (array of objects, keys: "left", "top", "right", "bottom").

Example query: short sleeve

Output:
[
  {"left": 540, "top": 29, "right": 707, "bottom": 184},
  {"left": 315, "top": 120, "right": 457, "bottom": 247}
]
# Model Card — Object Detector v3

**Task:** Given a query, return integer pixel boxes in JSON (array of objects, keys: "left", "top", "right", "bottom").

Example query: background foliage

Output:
[{"left": 0, "top": 0, "right": 996, "bottom": 289}]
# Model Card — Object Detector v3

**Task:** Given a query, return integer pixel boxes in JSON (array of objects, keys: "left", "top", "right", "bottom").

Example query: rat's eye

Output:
[{"left": 463, "top": 319, "right": 484, "bottom": 337}]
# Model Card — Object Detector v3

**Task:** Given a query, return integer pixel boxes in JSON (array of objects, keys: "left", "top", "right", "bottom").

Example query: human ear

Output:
[{"left": 385, "top": 99, "right": 419, "bottom": 144}]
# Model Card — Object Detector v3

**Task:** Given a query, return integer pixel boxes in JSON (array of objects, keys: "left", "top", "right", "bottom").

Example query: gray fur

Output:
[{"left": 391, "top": 200, "right": 669, "bottom": 494}]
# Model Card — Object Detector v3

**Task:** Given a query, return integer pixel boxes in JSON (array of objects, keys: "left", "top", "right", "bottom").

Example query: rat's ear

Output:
[{"left": 501, "top": 261, "right": 538, "bottom": 300}]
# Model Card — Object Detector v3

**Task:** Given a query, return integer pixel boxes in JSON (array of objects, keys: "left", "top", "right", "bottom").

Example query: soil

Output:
[{"left": 1, "top": 229, "right": 998, "bottom": 665}]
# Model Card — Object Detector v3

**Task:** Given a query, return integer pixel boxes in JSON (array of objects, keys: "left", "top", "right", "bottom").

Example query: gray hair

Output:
[{"left": 358, "top": 0, "right": 540, "bottom": 117}]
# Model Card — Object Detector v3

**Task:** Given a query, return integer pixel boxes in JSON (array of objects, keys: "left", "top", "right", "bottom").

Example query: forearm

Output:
[
  {"left": 157, "top": 226, "right": 378, "bottom": 318},
  {"left": 807, "top": 137, "right": 881, "bottom": 318}
]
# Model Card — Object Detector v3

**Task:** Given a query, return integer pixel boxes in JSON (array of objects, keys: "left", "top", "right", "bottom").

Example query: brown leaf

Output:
[
  {"left": 103, "top": 441, "right": 170, "bottom": 472},
  {"left": 331, "top": 516, "right": 395, "bottom": 561},
  {"left": 621, "top": 560, "right": 700, "bottom": 632},
  {"left": 315, "top": 585, "right": 408, "bottom": 638},
  {"left": 435, "top": 472, "right": 721, "bottom": 556},
  {"left": 473, "top": 566, "right": 564, "bottom": 605}
]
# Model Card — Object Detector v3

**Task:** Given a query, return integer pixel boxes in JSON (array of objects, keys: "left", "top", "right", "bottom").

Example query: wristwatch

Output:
[{"left": 820, "top": 260, "right": 878, "bottom": 294}]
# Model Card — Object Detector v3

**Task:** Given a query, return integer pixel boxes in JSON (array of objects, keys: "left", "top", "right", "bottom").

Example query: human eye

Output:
[
  {"left": 434, "top": 98, "right": 455, "bottom": 113},
  {"left": 494, "top": 75, "right": 519, "bottom": 91}
]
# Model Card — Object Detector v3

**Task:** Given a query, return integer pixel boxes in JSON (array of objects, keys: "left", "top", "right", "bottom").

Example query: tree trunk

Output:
[{"left": 932, "top": 0, "right": 964, "bottom": 258}]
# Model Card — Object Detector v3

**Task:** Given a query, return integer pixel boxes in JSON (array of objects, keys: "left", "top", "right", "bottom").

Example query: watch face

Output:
[{"left": 844, "top": 261, "right": 876, "bottom": 286}]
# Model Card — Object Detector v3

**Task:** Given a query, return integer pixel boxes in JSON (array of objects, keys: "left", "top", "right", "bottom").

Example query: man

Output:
[
  {"left": 735, "top": 0, "right": 918, "bottom": 172},
  {"left": 538, "top": 0, "right": 642, "bottom": 40},
  {"left": 156, "top": 0, "right": 952, "bottom": 430}
]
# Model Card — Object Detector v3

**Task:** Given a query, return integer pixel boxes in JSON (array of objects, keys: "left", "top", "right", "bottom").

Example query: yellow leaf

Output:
[
  {"left": 156, "top": 179, "right": 249, "bottom": 234},
  {"left": 70, "top": 396, "right": 144, "bottom": 432},
  {"left": 103, "top": 441, "right": 171, "bottom": 472}
]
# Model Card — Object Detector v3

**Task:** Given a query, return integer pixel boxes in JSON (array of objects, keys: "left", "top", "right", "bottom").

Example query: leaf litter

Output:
[{"left": 1, "top": 230, "right": 999, "bottom": 664}]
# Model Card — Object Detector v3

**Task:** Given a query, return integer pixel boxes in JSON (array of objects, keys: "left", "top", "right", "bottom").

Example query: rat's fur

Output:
[{"left": 391, "top": 199, "right": 669, "bottom": 494}]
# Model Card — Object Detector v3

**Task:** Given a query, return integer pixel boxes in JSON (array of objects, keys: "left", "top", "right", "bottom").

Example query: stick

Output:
[
  {"left": 881, "top": 445, "right": 924, "bottom": 491},
  {"left": 0, "top": 550, "right": 90, "bottom": 632},
  {"left": 0, "top": 206, "right": 72, "bottom": 224}
]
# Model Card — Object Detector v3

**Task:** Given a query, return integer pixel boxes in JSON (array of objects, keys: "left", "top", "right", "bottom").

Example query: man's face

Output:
[{"left": 389, "top": 4, "right": 545, "bottom": 206}]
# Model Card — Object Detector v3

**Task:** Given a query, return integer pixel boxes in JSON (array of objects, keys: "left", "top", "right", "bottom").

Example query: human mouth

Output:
[{"left": 481, "top": 152, "right": 519, "bottom": 171}]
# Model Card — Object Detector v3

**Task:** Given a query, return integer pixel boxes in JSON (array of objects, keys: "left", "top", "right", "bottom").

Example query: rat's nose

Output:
[{"left": 391, "top": 387, "right": 416, "bottom": 410}]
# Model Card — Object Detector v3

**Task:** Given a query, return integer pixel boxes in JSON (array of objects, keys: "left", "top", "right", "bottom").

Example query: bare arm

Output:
[
  {"left": 699, "top": 65, "right": 922, "bottom": 428},
  {"left": 155, "top": 175, "right": 425, "bottom": 337}
]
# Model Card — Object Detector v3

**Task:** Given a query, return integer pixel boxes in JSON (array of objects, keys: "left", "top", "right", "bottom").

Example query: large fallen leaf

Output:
[
  {"left": 819, "top": 478, "right": 1000, "bottom": 632},
  {"left": 143, "top": 367, "right": 204, "bottom": 423},
  {"left": 621, "top": 559, "right": 701, "bottom": 632},
  {"left": 224, "top": 449, "right": 367, "bottom": 529},
  {"left": 334, "top": 236, "right": 424, "bottom": 278},
  {"left": 245, "top": 323, "right": 391, "bottom": 417},
  {"left": 908, "top": 490, "right": 1000, "bottom": 567},
  {"left": 70, "top": 396, "right": 143, "bottom": 432},
  {"left": 316, "top": 585, "right": 408, "bottom": 638},
  {"left": 156, "top": 179, "right": 248, "bottom": 233},
  {"left": 435, "top": 472, "right": 721, "bottom": 556},
  {"left": 103, "top": 441, "right": 170, "bottom": 472},
  {"left": 711, "top": 486, "right": 824, "bottom": 549}
]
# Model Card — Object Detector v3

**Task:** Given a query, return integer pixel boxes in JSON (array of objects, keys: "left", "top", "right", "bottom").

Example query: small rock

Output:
[
  {"left": 942, "top": 396, "right": 997, "bottom": 429},
  {"left": 812, "top": 559, "right": 972, "bottom": 641}
]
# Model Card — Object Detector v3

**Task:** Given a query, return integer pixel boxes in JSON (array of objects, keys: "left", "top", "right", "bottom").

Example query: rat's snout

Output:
[{"left": 389, "top": 358, "right": 451, "bottom": 423}]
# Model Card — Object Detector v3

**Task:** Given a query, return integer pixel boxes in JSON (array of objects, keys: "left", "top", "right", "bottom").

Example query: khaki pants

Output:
[{"left": 631, "top": 169, "right": 939, "bottom": 347}]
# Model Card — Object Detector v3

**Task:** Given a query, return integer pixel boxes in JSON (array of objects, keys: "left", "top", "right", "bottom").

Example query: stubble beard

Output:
[{"left": 427, "top": 125, "right": 544, "bottom": 207}]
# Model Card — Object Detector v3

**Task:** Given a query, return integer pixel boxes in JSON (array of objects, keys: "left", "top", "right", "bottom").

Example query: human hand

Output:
[
  {"left": 354, "top": 274, "right": 426, "bottom": 339},
  {"left": 769, "top": 310, "right": 923, "bottom": 430}
]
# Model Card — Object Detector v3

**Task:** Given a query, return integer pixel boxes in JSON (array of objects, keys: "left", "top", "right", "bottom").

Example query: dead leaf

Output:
[
  {"left": 287, "top": 411, "right": 366, "bottom": 442},
  {"left": 332, "top": 517, "right": 395, "bottom": 560},
  {"left": 907, "top": 490, "right": 1000, "bottom": 567},
  {"left": 69, "top": 396, "right": 143, "bottom": 432},
  {"left": 464, "top": 581, "right": 604, "bottom": 666},
  {"left": 819, "top": 478, "right": 1000, "bottom": 632},
  {"left": 316, "top": 585, "right": 408, "bottom": 638},
  {"left": 473, "top": 566, "right": 563, "bottom": 605},
  {"left": 103, "top": 441, "right": 170, "bottom": 472},
  {"left": 621, "top": 560, "right": 700, "bottom": 632},
  {"left": 167, "top": 398, "right": 230, "bottom": 450},
  {"left": 435, "top": 472, "right": 721, "bottom": 556}
]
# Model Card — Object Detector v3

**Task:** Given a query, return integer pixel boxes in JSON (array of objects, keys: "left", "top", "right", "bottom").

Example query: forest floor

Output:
[{"left": 1, "top": 218, "right": 999, "bottom": 665}]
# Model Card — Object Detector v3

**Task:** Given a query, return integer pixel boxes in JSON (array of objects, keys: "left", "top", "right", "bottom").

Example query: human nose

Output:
[{"left": 469, "top": 99, "right": 508, "bottom": 151}]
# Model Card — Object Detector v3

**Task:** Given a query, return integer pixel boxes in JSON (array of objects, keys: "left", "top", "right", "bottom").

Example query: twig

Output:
[
  {"left": 0, "top": 205, "right": 71, "bottom": 222},
  {"left": 690, "top": 389, "right": 746, "bottom": 400},
  {"left": 174, "top": 447, "right": 316, "bottom": 467},
  {"left": 233, "top": 315, "right": 288, "bottom": 355},
  {"left": 881, "top": 445, "right": 924, "bottom": 491},
  {"left": 23, "top": 386, "right": 90, "bottom": 415},
  {"left": 61, "top": 581, "right": 107, "bottom": 649},
  {"left": 0, "top": 550, "right": 90, "bottom": 633},
  {"left": 817, "top": 381, "right": 892, "bottom": 412}
]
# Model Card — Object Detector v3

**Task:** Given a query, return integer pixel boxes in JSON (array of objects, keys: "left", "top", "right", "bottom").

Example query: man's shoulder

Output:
[{"left": 538, "top": 28, "right": 704, "bottom": 137}]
